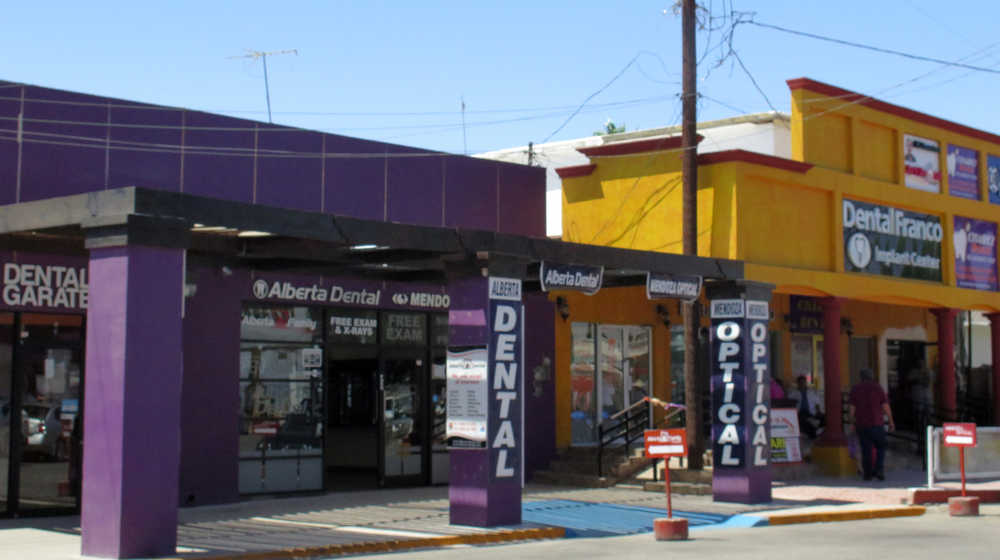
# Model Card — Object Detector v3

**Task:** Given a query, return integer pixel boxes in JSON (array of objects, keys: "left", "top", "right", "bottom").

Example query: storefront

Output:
[
  {"left": 0, "top": 255, "right": 88, "bottom": 516},
  {"left": 559, "top": 77, "right": 1000, "bottom": 477}
]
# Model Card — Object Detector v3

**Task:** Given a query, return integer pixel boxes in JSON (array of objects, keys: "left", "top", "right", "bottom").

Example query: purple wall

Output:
[
  {"left": 179, "top": 266, "right": 244, "bottom": 506},
  {"left": 523, "top": 292, "right": 555, "bottom": 478},
  {"left": 0, "top": 81, "right": 545, "bottom": 234}
]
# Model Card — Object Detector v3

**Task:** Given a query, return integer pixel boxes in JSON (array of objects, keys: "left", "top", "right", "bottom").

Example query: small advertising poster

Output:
[
  {"left": 445, "top": 347, "right": 488, "bottom": 446},
  {"left": 903, "top": 134, "right": 941, "bottom": 193},
  {"left": 770, "top": 408, "right": 802, "bottom": 463},
  {"left": 953, "top": 216, "right": 998, "bottom": 291},
  {"left": 988, "top": 154, "right": 1000, "bottom": 205},
  {"left": 947, "top": 144, "right": 980, "bottom": 200}
]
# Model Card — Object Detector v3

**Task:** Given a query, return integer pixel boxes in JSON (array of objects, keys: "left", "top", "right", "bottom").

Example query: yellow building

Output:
[{"left": 556, "top": 78, "right": 1000, "bottom": 475}]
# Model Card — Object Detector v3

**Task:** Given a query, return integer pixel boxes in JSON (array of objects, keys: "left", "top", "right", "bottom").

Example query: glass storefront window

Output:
[
  {"left": 381, "top": 312, "right": 426, "bottom": 346},
  {"left": 670, "top": 325, "right": 685, "bottom": 405},
  {"left": 570, "top": 323, "right": 596, "bottom": 445},
  {"left": 239, "top": 305, "right": 324, "bottom": 494}
]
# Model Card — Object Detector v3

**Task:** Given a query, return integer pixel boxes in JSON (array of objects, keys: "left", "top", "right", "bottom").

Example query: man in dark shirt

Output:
[{"left": 848, "top": 368, "right": 895, "bottom": 481}]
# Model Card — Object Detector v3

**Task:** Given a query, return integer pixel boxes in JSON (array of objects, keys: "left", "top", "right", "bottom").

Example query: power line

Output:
[{"left": 746, "top": 20, "right": 1000, "bottom": 76}]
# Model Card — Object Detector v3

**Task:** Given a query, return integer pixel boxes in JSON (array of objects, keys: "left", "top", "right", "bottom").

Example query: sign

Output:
[
  {"left": 947, "top": 144, "right": 980, "bottom": 200},
  {"left": 446, "top": 347, "right": 488, "bottom": 446},
  {"left": 646, "top": 272, "right": 701, "bottom": 301},
  {"left": 710, "top": 299, "right": 770, "bottom": 469},
  {"left": 381, "top": 312, "right": 427, "bottom": 345},
  {"left": 644, "top": 429, "right": 687, "bottom": 458},
  {"left": 943, "top": 422, "right": 977, "bottom": 447},
  {"left": 988, "top": 154, "right": 1000, "bottom": 205},
  {"left": 953, "top": 216, "right": 998, "bottom": 291},
  {"left": 842, "top": 198, "right": 942, "bottom": 282},
  {"left": 327, "top": 309, "right": 378, "bottom": 345},
  {"left": 904, "top": 134, "right": 940, "bottom": 193},
  {"left": 770, "top": 408, "right": 802, "bottom": 463},
  {"left": 488, "top": 280, "right": 523, "bottom": 481},
  {"left": 250, "top": 275, "right": 451, "bottom": 310},
  {"left": 539, "top": 261, "right": 603, "bottom": 295},
  {"left": 788, "top": 295, "right": 823, "bottom": 333},
  {"left": 2, "top": 262, "right": 89, "bottom": 310}
]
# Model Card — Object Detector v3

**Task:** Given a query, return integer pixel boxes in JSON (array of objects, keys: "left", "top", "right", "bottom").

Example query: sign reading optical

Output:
[{"left": 646, "top": 272, "right": 702, "bottom": 301}]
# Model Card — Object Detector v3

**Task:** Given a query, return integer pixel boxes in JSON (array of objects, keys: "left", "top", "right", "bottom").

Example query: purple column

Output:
[
  {"left": 447, "top": 274, "right": 523, "bottom": 526},
  {"left": 81, "top": 245, "right": 184, "bottom": 558},
  {"left": 706, "top": 280, "right": 774, "bottom": 504}
]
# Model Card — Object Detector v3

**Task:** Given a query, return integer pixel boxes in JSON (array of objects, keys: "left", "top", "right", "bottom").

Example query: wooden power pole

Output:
[{"left": 681, "top": 0, "right": 703, "bottom": 470}]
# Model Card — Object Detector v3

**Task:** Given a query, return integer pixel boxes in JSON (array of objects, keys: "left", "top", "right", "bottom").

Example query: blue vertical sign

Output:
[
  {"left": 487, "top": 277, "right": 522, "bottom": 482},
  {"left": 710, "top": 297, "right": 771, "bottom": 503}
]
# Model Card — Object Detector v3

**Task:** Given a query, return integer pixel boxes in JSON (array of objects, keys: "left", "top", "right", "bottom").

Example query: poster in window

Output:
[
  {"left": 988, "top": 154, "right": 1000, "bottom": 205},
  {"left": 953, "top": 216, "right": 998, "bottom": 291},
  {"left": 947, "top": 144, "right": 979, "bottom": 200},
  {"left": 903, "top": 134, "right": 940, "bottom": 193}
]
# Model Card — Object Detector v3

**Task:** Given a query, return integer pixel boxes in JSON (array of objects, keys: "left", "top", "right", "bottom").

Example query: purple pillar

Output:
[
  {"left": 447, "top": 274, "right": 523, "bottom": 526},
  {"left": 81, "top": 245, "right": 185, "bottom": 558},
  {"left": 706, "top": 280, "right": 774, "bottom": 504}
]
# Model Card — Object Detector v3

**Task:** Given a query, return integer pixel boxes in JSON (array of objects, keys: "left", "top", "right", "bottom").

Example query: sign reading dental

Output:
[
  {"left": 250, "top": 276, "right": 450, "bottom": 310},
  {"left": 646, "top": 272, "right": 702, "bottom": 301},
  {"left": 487, "top": 277, "right": 522, "bottom": 481},
  {"left": 842, "top": 198, "right": 942, "bottom": 282},
  {"left": 3, "top": 262, "right": 89, "bottom": 310},
  {"left": 710, "top": 299, "right": 770, "bottom": 470},
  {"left": 539, "top": 261, "right": 603, "bottom": 295}
]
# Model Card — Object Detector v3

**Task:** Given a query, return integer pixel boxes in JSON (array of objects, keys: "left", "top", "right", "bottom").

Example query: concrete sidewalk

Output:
[{"left": 3, "top": 468, "right": 989, "bottom": 560}]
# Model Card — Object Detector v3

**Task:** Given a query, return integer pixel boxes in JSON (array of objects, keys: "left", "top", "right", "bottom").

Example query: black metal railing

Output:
[{"left": 596, "top": 401, "right": 650, "bottom": 478}]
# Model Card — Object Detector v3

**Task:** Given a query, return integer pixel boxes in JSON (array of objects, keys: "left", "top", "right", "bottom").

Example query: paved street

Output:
[{"left": 358, "top": 504, "right": 1000, "bottom": 560}]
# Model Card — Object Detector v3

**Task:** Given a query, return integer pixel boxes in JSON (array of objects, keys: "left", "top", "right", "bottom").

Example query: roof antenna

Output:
[
  {"left": 461, "top": 96, "right": 468, "bottom": 155},
  {"left": 228, "top": 49, "right": 298, "bottom": 123}
]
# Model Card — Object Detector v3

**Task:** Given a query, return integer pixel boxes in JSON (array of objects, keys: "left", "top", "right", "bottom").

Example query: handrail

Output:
[{"left": 597, "top": 398, "right": 686, "bottom": 478}]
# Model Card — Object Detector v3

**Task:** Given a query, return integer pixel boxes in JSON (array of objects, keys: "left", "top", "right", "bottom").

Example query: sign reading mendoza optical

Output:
[
  {"left": 646, "top": 272, "right": 702, "bottom": 301},
  {"left": 710, "top": 300, "right": 770, "bottom": 471},
  {"left": 953, "top": 216, "right": 998, "bottom": 291},
  {"left": 487, "top": 277, "right": 522, "bottom": 481},
  {"left": 842, "top": 198, "right": 942, "bottom": 282},
  {"left": 539, "top": 261, "right": 603, "bottom": 295}
]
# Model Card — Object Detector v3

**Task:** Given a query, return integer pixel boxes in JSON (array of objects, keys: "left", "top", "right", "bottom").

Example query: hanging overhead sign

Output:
[
  {"left": 842, "top": 198, "right": 942, "bottom": 282},
  {"left": 539, "top": 261, "right": 603, "bottom": 295},
  {"left": 646, "top": 272, "right": 701, "bottom": 301}
]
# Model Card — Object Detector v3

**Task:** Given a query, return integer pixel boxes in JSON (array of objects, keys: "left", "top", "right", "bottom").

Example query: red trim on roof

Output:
[
  {"left": 555, "top": 164, "right": 597, "bottom": 178},
  {"left": 698, "top": 150, "right": 813, "bottom": 173},
  {"left": 787, "top": 78, "right": 1000, "bottom": 146},
  {"left": 577, "top": 135, "right": 701, "bottom": 157}
]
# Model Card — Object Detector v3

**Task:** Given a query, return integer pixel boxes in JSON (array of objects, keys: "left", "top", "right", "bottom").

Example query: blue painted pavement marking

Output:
[{"left": 521, "top": 500, "right": 766, "bottom": 538}]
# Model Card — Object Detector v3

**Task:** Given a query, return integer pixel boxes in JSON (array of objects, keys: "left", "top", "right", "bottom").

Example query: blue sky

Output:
[{"left": 4, "top": 1, "right": 1000, "bottom": 154}]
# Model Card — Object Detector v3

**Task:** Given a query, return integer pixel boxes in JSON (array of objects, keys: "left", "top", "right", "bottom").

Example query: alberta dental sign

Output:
[
  {"left": 843, "top": 198, "right": 942, "bottom": 282},
  {"left": 539, "top": 261, "right": 603, "bottom": 295},
  {"left": 250, "top": 275, "right": 450, "bottom": 310},
  {"left": 487, "top": 277, "right": 522, "bottom": 481},
  {"left": 710, "top": 299, "right": 770, "bottom": 471},
  {"left": 2, "top": 262, "right": 89, "bottom": 311}
]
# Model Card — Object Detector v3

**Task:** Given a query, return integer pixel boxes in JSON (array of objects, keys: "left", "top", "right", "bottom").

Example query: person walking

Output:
[{"left": 848, "top": 368, "right": 895, "bottom": 481}]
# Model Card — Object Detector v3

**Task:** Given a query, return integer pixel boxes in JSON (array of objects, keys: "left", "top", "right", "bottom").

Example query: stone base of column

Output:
[
  {"left": 653, "top": 518, "right": 689, "bottom": 540},
  {"left": 948, "top": 496, "right": 980, "bottom": 517},
  {"left": 712, "top": 470, "right": 771, "bottom": 504},
  {"left": 810, "top": 444, "right": 855, "bottom": 477}
]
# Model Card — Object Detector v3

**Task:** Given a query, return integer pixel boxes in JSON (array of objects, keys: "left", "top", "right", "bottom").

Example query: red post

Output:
[
  {"left": 932, "top": 308, "right": 958, "bottom": 421},
  {"left": 665, "top": 465, "right": 672, "bottom": 518},
  {"left": 987, "top": 313, "right": 1000, "bottom": 424},
  {"left": 960, "top": 447, "right": 967, "bottom": 497}
]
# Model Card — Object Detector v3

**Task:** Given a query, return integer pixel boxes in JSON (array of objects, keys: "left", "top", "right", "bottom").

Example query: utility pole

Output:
[
  {"left": 681, "top": 0, "right": 703, "bottom": 470},
  {"left": 228, "top": 49, "right": 298, "bottom": 123}
]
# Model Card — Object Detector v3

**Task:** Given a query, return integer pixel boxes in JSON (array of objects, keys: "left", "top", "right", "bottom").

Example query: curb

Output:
[
  {"left": 909, "top": 488, "right": 1000, "bottom": 505},
  {"left": 760, "top": 506, "right": 926, "bottom": 526},
  {"left": 165, "top": 527, "right": 565, "bottom": 560}
]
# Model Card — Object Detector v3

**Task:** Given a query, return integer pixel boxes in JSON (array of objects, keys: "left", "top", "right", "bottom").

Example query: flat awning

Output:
[{"left": 0, "top": 186, "right": 742, "bottom": 289}]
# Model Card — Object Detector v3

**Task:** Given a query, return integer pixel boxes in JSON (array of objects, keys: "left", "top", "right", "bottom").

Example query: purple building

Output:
[{"left": 0, "top": 81, "right": 740, "bottom": 558}]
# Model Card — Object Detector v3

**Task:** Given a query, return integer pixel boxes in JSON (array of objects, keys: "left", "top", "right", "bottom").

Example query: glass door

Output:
[
  {"left": 380, "top": 352, "right": 426, "bottom": 485},
  {"left": 325, "top": 355, "right": 379, "bottom": 490},
  {"left": 14, "top": 314, "right": 84, "bottom": 514}
]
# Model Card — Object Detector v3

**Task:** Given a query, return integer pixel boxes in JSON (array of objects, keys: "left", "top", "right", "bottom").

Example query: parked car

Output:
[{"left": 22, "top": 405, "right": 63, "bottom": 460}]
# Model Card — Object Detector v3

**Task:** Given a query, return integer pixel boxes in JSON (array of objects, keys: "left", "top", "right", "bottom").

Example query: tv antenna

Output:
[{"left": 228, "top": 49, "right": 298, "bottom": 123}]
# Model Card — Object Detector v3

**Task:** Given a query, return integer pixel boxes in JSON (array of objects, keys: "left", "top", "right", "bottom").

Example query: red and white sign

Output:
[
  {"left": 251, "top": 421, "right": 280, "bottom": 436},
  {"left": 943, "top": 423, "right": 977, "bottom": 447},
  {"left": 644, "top": 429, "right": 688, "bottom": 458}
]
